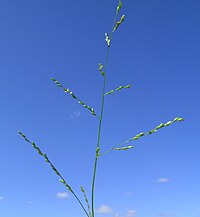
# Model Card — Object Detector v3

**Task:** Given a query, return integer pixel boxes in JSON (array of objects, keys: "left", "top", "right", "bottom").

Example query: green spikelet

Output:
[
  {"left": 51, "top": 78, "right": 97, "bottom": 117},
  {"left": 80, "top": 186, "right": 92, "bottom": 217},
  {"left": 105, "top": 84, "right": 131, "bottom": 96},
  {"left": 18, "top": 131, "right": 72, "bottom": 193},
  {"left": 113, "top": 15, "right": 125, "bottom": 32},
  {"left": 98, "top": 63, "right": 106, "bottom": 77},
  {"left": 117, "top": 1, "right": 123, "bottom": 13},
  {"left": 105, "top": 33, "right": 111, "bottom": 47},
  {"left": 122, "top": 117, "right": 185, "bottom": 144}
]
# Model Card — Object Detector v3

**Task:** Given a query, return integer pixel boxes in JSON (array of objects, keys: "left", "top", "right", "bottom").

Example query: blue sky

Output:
[{"left": 0, "top": 0, "right": 200, "bottom": 217}]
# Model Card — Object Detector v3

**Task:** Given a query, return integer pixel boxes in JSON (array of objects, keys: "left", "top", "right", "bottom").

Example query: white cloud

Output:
[
  {"left": 114, "top": 213, "right": 121, "bottom": 217},
  {"left": 125, "top": 210, "right": 137, "bottom": 217},
  {"left": 56, "top": 192, "right": 70, "bottom": 199},
  {"left": 0, "top": 196, "right": 4, "bottom": 200},
  {"left": 70, "top": 111, "right": 81, "bottom": 119},
  {"left": 157, "top": 177, "right": 169, "bottom": 183},
  {"left": 96, "top": 205, "right": 113, "bottom": 214}
]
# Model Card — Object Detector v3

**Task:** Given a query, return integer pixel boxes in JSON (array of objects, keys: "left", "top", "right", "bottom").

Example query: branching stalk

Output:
[
  {"left": 18, "top": 131, "right": 90, "bottom": 217},
  {"left": 91, "top": 1, "right": 123, "bottom": 216},
  {"left": 18, "top": 1, "right": 184, "bottom": 217}
]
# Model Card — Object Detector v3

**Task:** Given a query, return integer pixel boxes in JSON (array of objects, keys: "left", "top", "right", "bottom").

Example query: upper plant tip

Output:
[
  {"left": 174, "top": 117, "right": 184, "bottom": 121},
  {"left": 117, "top": 1, "right": 123, "bottom": 13},
  {"left": 18, "top": 130, "right": 23, "bottom": 135}
]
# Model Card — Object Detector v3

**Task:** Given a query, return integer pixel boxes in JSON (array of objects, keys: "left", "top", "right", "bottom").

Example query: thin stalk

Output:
[
  {"left": 91, "top": 76, "right": 106, "bottom": 217},
  {"left": 91, "top": 2, "right": 121, "bottom": 217},
  {"left": 59, "top": 175, "right": 90, "bottom": 217},
  {"left": 18, "top": 132, "right": 90, "bottom": 217},
  {"left": 72, "top": 191, "right": 90, "bottom": 217}
]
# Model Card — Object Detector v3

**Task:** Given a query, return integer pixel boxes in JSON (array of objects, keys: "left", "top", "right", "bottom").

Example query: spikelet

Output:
[
  {"left": 18, "top": 131, "right": 72, "bottom": 192},
  {"left": 105, "top": 84, "right": 131, "bottom": 96},
  {"left": 51, "top": 78, "right": 97, "bottom": 117}
]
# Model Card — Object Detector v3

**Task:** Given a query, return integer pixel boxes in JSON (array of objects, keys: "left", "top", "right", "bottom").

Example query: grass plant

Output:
[{"left": 18, "top": 1, "right": 184, "bottom": 217}]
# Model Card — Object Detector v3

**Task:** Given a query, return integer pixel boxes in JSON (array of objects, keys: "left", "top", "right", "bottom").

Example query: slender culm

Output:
[
  {"left": 91, "top": 1, "right": 124, "bottom": 216},
  {"left": 18, "top": 1, "right": 184, "bottom": 217}
]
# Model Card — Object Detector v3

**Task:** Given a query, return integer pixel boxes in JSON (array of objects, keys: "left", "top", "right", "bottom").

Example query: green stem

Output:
[
  {"left": 91, "top": 77, "right": 106, "bottom": 217},
  {"left": 91, "top": 2, "right": 121, "bottom": 217},
  {"left": 18, "top": 132, "right": 90, "bottom": 217},
  {"left": 71, "top": 191, "right": 90, "bottom": 217},
  {"left": 59, "top": 174, "right": 90, "bottom": 217}
]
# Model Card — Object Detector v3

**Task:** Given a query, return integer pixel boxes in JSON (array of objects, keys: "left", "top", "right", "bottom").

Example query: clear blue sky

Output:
[{"left": 0, "top": 0, "right": 199, "bottom": 217}]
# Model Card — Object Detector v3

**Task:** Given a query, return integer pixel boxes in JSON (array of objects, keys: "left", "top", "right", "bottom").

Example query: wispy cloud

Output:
[
  {"left": 125, "top": 210, "right": 137, "bottom": 217},
  {"left": 70, "top": 111, "right": 81, "bottom": 119},
  {"left": 157, "top": 177, "right": 169, "bottom": 183},
  {"left": 96, "top": 205, "right": 113, "bottom": 214},
  {"left": 114, "top": 210, "right": 137, "bottom": 217},
  {"left": 56, "top": 192, "right": 70, "bottom": 199},
  {"left": 126, "top": 192, "right": 133, "bottom": 196},
  {"left": 157, "top": 212, "right": 175, "bottom": 217},
  {"left": 0, "top": 196, "right": 4, "bottom": 200}
]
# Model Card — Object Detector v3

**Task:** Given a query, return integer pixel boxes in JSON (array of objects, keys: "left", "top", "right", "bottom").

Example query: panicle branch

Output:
[{"left": 51, "top": 78, "right": 98, "bottom": 118}]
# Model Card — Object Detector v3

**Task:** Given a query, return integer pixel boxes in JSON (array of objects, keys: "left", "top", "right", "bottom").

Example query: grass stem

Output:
[{"left": 91, "top": 2, "right": 121, "bottom": 216}]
